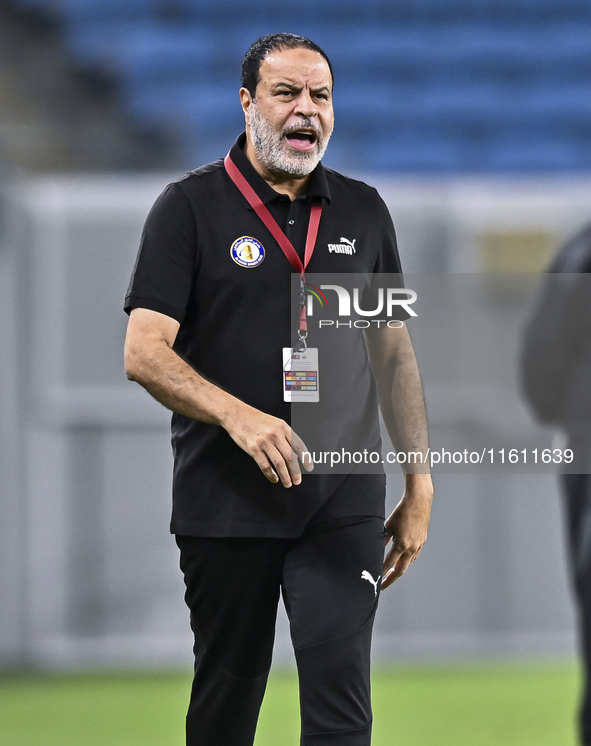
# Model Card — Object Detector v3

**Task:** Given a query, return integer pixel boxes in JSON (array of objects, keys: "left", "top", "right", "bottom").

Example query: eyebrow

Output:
[
  {"left": 271, "top": 82, "right": 332, "bottom": 94},
  {"left": 271, "top": 82, "right": 299, "bottom": 91}
]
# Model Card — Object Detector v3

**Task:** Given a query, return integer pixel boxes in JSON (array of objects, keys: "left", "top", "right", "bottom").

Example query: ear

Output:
[{"left": 239, "top": 87, "right": 253, "bottom": 125}]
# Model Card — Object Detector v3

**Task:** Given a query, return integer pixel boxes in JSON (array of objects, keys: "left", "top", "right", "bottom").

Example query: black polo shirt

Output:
[{"left": 125, "top": 133, "right": 405, "bottom": 537}]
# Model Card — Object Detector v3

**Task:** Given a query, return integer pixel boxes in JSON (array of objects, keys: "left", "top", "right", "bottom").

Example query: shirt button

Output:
[{"left": 288, "top": 219, "right": 295, "bottom": 225}]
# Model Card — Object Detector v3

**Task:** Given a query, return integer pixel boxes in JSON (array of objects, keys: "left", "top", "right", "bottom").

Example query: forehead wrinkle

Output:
[
  {"left": 265, "top": 68, "right": 330, "bottom": 83},
  {"left": 259, "top": 51, "right": 332, "bottom": 91},
  {"left": 263, "top": 75, "right": 333, "bottom": 97},
  {"left": 269, "top": 80, "right": 331, "bottom": 93}
]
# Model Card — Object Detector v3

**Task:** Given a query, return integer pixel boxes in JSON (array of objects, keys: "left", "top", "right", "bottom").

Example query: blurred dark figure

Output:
[{"left": 520, "top": 224, "right": 591, "bottom": 745}]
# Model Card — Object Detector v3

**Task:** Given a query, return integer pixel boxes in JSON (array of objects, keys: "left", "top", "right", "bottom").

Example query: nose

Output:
[{"left": 294, "top": 89, "right": 317, "bottom": 118}]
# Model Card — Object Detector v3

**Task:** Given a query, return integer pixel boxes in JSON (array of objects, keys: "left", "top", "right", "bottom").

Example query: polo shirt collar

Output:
[{"left": 229, "top": 132, "right": 331, "bottom": 205}]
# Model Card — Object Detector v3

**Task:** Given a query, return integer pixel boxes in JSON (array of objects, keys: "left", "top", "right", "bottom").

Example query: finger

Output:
[
  {"left": 382, "top": 545, "right": 403, "bottom": 579},
  {"left": 276, "top": 431, "right": 310, "bottom": 485},
  {"left": 381, "top": 552, "right": 413, "bottom": 589},
  {"left": 290, "top": 449, "right": 302, "bottom": 486},
  {"left": 393, "top": 553, "right": 414, "bottom": 578},
  {"left": 291, "top": 430, "right": 314, "bottom": 472},
  {"left": 271, "top": 438, "right": 299, "bottom": 487},
  {"left": 265, "top": 443, "right": 295, "bottom": 488},
  {"left": 255, "top": 456, "right": 280, "bottom": 484}
]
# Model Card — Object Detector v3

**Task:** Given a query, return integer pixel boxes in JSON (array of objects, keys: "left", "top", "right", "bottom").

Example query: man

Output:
[
  {"left": 124, "top": 33, "right": 433, "bottom": 746},
  {"left": 521, "top": 225, "right": 591, "bottom": 745}
]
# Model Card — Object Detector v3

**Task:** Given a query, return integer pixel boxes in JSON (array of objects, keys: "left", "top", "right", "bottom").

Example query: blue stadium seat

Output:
[
  {"left": 64, "top": 22, "right": 218, "bottom": 80},
  {"left": 176, "top": 0, "right": 386, "bottom": 22},
  {"left": 334, "top": 81, "right": 506, "bottom": 137},
  {"left": 522, "top": 86, "right": 591, "bottom": 123},
  {"left": 183, "top": 133, "right": 240, "bottom": 168},
  {"left": 362, "top": 134, "right": 464, "bottom": 172},
  {"left": 123, "top": 80, "right": 242, "bottom": 134},
  {"left": 490, "top": 0, "right": 591, "bottom": 18},
  {"left": 487, "top": 138, "right": 580, "bottom": 171},
  {"left": 13, "top": 0, "right": 161, "bottom": 21},
  {"left": 10, "top": 0, "right": 52, "bottom": 10},
  {"left": 57, "top": 0, "right": 161, "bottom": 22},
  {"left": 413, "top": 83, "right": 505, "bottom": 122},
  {"left": 324, "top": 25, "right": 447, "bottom": 72}
]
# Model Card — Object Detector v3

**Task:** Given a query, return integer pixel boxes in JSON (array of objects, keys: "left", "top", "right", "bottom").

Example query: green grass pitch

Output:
[{"left": 0, "top": 662, "right": 579, "bottom": 745}]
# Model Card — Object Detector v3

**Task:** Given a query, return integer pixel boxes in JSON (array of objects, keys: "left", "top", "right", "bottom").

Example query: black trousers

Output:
[
  {"left": 176, "top": 516, "right": 385, "bottom": 746},
  {"left": 562, "top": 473, "right": 591, "bottom": 746}
]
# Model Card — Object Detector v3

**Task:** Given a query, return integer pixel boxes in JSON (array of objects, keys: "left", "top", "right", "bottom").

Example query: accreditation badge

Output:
[{"left": 282, "top": 348, "right": 319, "bottom": 403}]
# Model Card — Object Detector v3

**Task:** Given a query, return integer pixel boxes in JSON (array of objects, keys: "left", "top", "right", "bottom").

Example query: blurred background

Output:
[{"left": 1, "top": 0, "right": 591, "bottom": 743}]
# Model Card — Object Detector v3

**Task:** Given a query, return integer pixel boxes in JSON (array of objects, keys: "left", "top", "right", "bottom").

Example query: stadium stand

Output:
[
  {"left": 0, "top": 2, "right": 177, "bottom": 170},
  {"left": 5, "top": 0, "right": 591, "bottom": 172}
]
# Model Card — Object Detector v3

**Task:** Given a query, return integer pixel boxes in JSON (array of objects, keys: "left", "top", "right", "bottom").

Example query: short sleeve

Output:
[
  {"left": 124, "top": 182, "right": 197, "bottom": 323},
  {"left": 372, "top": 192, "right": 404, "bottom": 275},
  {"left": 368, "top": 191, "right": 410, "bottom": 321}
]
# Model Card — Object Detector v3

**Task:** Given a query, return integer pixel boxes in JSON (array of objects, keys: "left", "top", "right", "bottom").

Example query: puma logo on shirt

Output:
[{"left": 328, "top": 237, "right": 357, "bottom": 254}]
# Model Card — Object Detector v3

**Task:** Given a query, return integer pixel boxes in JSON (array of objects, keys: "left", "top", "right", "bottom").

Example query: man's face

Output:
[{"left": 241, "top": 46, "right": 334, "bottom": 177}]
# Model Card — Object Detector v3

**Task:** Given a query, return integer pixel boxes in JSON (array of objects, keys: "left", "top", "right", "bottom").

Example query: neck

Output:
[{"left": 244, "top": 138, "right": 311, "bottom": 201}]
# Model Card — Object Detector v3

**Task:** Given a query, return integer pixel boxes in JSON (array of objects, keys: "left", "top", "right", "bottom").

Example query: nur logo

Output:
[
  {"left": 304, "top": 283, "right": 329, "bottom": 308},
  {"left": 328, "top": 237, "right": 356, "bottom": 255}
]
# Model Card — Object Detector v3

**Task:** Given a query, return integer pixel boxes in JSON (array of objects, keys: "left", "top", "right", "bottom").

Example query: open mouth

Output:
[{"left": 284, "top": 129, "right": 318, "bottom": 152}]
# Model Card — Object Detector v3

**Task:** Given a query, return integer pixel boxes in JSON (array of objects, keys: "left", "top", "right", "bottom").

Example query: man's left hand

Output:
[{"left": 381, "top": 474, "right": 433, "bottom": 590}]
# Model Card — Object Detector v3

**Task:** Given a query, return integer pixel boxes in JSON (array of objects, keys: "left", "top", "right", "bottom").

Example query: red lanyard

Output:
[{"left": 224, "top": 153, "right": 322, "bottom": 339}]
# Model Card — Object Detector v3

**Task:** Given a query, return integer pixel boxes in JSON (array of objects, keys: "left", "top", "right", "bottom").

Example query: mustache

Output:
[{"left": 281, "top": 120, "right": 322, "bottom": 138}]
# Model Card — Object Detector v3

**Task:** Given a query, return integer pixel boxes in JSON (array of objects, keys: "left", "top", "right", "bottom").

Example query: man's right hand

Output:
[
  {"left": 125, "top": 308, "right": 313, "bottom": 488},
  {"left": 222, "top": 403, "right": 313, "bottom": 487}
]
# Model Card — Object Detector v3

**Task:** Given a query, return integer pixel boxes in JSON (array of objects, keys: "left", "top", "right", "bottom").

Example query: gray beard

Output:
[{"left": 249, "top": 103, "right": 332, "bottom": 177}]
